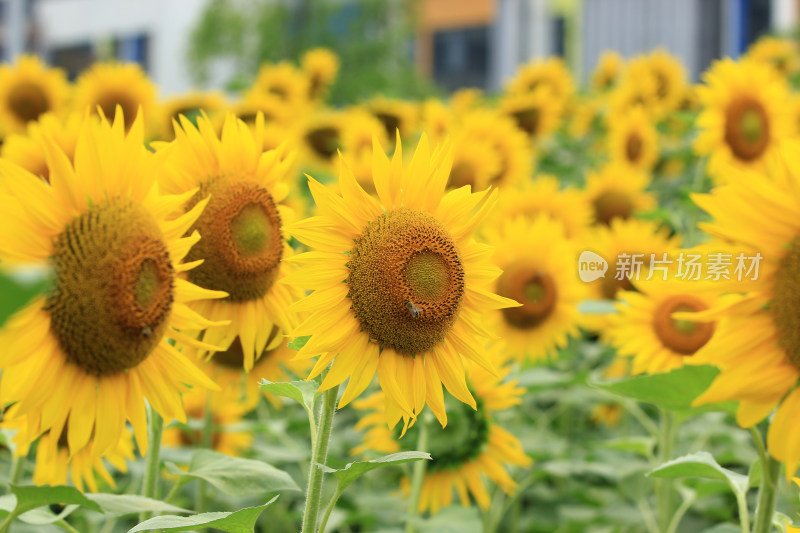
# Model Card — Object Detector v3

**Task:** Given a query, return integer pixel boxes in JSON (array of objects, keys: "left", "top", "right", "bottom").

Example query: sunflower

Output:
[
  {"left": 585, "top": 162, "right": 656, "bottom": 225},
  {"left": 159, "top": 90, "right": 226, "bottom": 140},
  {"left": 247, "top": 61, "right": 310, "bottom": 111},
  {"left": 606, "top": 276, "right": 724, "bottom": 375},
  {"left": 1, "top": 112, "right": 81, "bottom": 183},
  {"left": 499, "top": 89, "right": 563, "bottom": 143},
  {"left": 338, "top": 108, "right": 390, "bottom": 192},
  {"left": 230, "top": 93, "right": 294, "bottom": 152},
  {"left": 567, "top": 97, "right": 603, "bottom": 140},
  {"left": 162, "top": 388, "right": 252, "bottom": 457},
  {"left": 493, "top": 175, "right": 592, "bottom": 239},
  {"left": 591, "top": 51, "right": 625, "bottom": 93},
  {"left": 283, "top": 135, "right": 518, "bottom": 428},
  {"left": 299, "top": 111, "right": 344, "bottom": 170},
  {"left": 367, "top": 96, "right": 419, "bottom": 139},
  {"left": 451, "top": 88, "right": 484, "bottom": 113},
  {"left": 0, "top": 111, "right": 223, "bottom": 461},
  {"left": 746, "top": 36, "right": 800, "bottom": 77},
  {"left": 608, "top": 106, "right": 659, "bottom": 172},
  {"left": 154, "top": 113, "right": 298, "bottom": 374},
  {"left": 447, "top": 137, "right": 501, "bottom": 191},
  {"left": 506, "top": 57, "right": 575, "bottom": 106},
  {"left": 353, "top": 360, "right": 531, "bottom": 514},
  {"left": 72, "top": 62, "right": 158, "bottom": 134},
  {"left": 484, "top": 215, "right": 586, "bottom": 362},
  {"left": 608, "top": 77, "right": 657, "bottom": 119},
  {"left": 301, "top": 47, "right": 340, "bottom": 101},
  {"left": 0, "top": 55, "right": 70, "bottom": 135},
  {"left": 419, "top": 99, "right": 454, "bottom": 146},
  {"left": 641, "top": 49, "right": 687, "bottom": 117},
  {"left": 694, "top": 58, "right": 794, "bottom": 183},
  {"left": 685, "top": 173, "right": 800, "bottom": 476},
  {"left": 452, "top": 109, "right": 532, "bottom": 189}
]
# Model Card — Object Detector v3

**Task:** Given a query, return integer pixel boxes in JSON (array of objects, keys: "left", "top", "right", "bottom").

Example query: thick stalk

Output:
[
  {"left": 655, "top": 409, "right": 676, "bottom": 532},
  {"left": 300, "top": 384, "right": 340, "bottom": 533},
  {"left": 139, "top": 405, "right": 164, "bottom": 523},
  {"left": 752, "top": 451, "right": 781, "bottom": 533},
  {"left": 405, "top": 414, "right": 431, "bottom": 533}
]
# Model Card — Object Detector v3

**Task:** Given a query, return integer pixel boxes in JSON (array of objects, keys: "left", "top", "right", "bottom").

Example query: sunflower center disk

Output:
[
  {"left": 46, "top": 199, "right": 174, "bottom": 376},
  {"left": 771, "top": 239, "right": 800, "bottom": 368},
  {"left": 652, "top": 295, "right": 714, "bottom": 355},
  {"left": 97, "top": 92, "right": 139, "bottom": 130},
  {"left": 186, "top": 178, "right": 283, "bottom": 302},
  {"left": 448, "top": 162, "right": 477, "bottom": 189},
  {"left": 8, "top": 82, "right": 49, "bottom": 123},
  {"left": 601, "top": 260, "right": 635, "bottom": 300},
  {"left": 347, "top": 208, "right": 465, "bottom": 356},
  {"left": 212, "top": 326, "right": 280, "bottom": 368},
  {"left": 625, "top": 133, "right": 643, "bottom": 163},
  {"left": 512, "top": 108, "right": 540, "bottom": 136},
  {"left": 305, "top": 126, "right": 340, "bottom": 161},
  {"left": 593, "top": 190, "right": 633, "bottom": 225},
  {"left": 497, "top": 263, "right": 557, "bottom": 329},
  {"left": 725, "top": 97, "right": 770, "bottom": 161}
]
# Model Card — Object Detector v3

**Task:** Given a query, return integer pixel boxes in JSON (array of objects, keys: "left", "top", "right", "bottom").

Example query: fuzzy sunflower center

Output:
[
  {"left": 45, "top": 199, "right": 174, "bottom": 376},
  {"left": 8, "top": 82, "right": 49, "bottom": 123},
  {"left": 593, "top": 190, "right": 633, "bottom": 225},
  {"left": 512, "top": 107, "right": 540, "bottom": 136},
  {"left": 626, "top": 132, "right": 643, "bottom": 163},
  {"left": 448, "top": 161, "right": 477, "bottom": 189},
  {"left": 96, "top": 92, "right": 140, "bottom": 131},
  {"left": 652, "top": 295, "right": 714, "bottom": 355},
  {"left": 771, "top": 239, "right": 800, "bottom": 368},
  {"left": 724, "top": 97, "right": 770, "bottom": 161},
  {"left": 497, "top": 263, "right": 557, "bottom": 329},
  {"left": 305, "top": 126, "right": 340, "bottom": 161},
  {"left": 186, "top": 178, "right": 283, "bottom": 303},
  {"left": 347, "top": 208, "right": 465, "bottom": 355},
  {"left": 374, "top": 112, "right": 401, "bottom": 139}
]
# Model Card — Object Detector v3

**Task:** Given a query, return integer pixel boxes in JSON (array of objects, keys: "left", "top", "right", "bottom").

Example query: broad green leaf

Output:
[
  {"left": 259, "top": 379, "right": 319, "bottom": 413},
  {"left": 164, "top": 449, "right": 299, "bottom": 497},
  {"left": 9, "top": 484, "right": 102, "bottom": 516},
  {"left": 0, "top": 495, "right": 78, "bottom": 525},
  {"left": 128, "top": 497, "right": 277, "bottom": 533},
  {"left": 317, "top": 451, "right": 431, "bottom": 489},
  {"left": 648, "top": 451, "right": 749, "bottom": 499},
  {"left": 600, "top": 437, "right": 656, "bottom": 459},
  {"left": 414, "top": 506, "right": 481, "bottom": 533},
  {"left": 85, "top": 494, "right": 190, "bottom": 517},
  {"left": 287, "top": 335, "right": 311, "bottom": 351},
  {"left": 591, "top": 365, "right": 723, "bottom": 411}
]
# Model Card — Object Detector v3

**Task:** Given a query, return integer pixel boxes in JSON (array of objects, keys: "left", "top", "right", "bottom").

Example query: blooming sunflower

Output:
[
  {"left": 608, "top": 106, "right": 659, "bottom": 173},
  {"left": 0, "top": 55, "right": 69, "bottom": 135},
  {"left": 484, "top": 215, "right": 586, "bottom": 362},
  {"left": 419, "top": 99, "right": 454, "bottom": 146},
  {"left": 607, "top": 276, "right": 724, "bottom": 375},
  {"left": 506, "top": 57, "right": 575, "bottom": 106},
  {"left": 492, "top": 175, "right": 591, "bottom": 239},
  {"left": 591, "top": 51, "right": 625, "bottom": 93},
  {"left": 640, "top": 49, "right": 687, "bottom": 117},
  {"left": 162, "top": 388, "right": 252, "bottom": 457},
  {"left": 499, "top": 89, "right": 563, "bottom": 143},
  {"left": 694, "top": 58, "right": 794, "bottom": 183},
  {"left": 159, "top": 90, "right": 226, "bottom": 140},
  {"left": 301, "top": 47, "right": 340, "bottom": 102},
  {"left": 687, "top": 173, "right": 800, "bottom": 476},
  {"left": 299, "top": 111, "right": 344, "bottom": 170},
  {"left": 746, "top": 36, "right": 800, "bottom": 77},
  {"left": 447, "top": 137, "right": 501, "bottom": 191},
  {"left": 155, "top": 113, "right": 298, "bottom": 372},
  {"left": 367, "top": 96, "right": 419, "bottom": 139},
  {"left": 1, "top": 112, "right": 81, "bottom": 183},
  {"left": 230, "top": 93, "right": 294, "bottom": 152},
  {"left": 283, "top": 135, "right": 518, "bottom": 428},
  {"left": 585, "top": 162, "right": 656, "bottom": 225},
  {"left": 0, "top": 111, "right": 223, "bottom": 460},
  {"left": 72, "top": 62, "right": 159, "bottom": 133},
  {"left": 353, "top": 360, "right": 531, "bottom": 514},
  {"left": 338, "top": 108, "right": 390, "bottom": 192},
  {"left": 246, "top": 61, "right": 310, "bottom": 111}
]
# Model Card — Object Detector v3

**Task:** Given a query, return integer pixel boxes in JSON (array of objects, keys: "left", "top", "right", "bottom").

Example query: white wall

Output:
[{"left": 34, "top": 0, "right": 211, "bottom": 96}]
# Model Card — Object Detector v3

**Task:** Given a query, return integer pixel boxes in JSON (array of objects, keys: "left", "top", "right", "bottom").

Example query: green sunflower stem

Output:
[
  {"left": 301, "top": 383, "right": 340, "bottom": 533},
  {"left": 752, "top": 447, "right": 781, "bottom": 533},
  {"left": 655, "top": 409, "right": 677, "bottom": 533},
  {"left": 196, "top": 391, "right": 215, "bottom": 515},
  {"left": 139, "top": 404, "right": 164, "bottom": 524},
  {"left": 405, "top": 412, "right": 431, "bottom": 533},
  {"left": 8, "top": 453, "right": 25, "bottom": 485}
]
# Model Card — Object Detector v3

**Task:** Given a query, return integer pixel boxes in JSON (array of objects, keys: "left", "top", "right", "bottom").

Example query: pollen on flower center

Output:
[
  {"left": 724, "top": 97, "right": 770, "bottom": 161},
  {"left": 772, "top": 239, "right": 800, "bottom": 368},
  {"left": 8, "top": 82, "right": 49, "bottom": 123},
  {"left": 626, "top": 132, "right": 643, "bottom": 163},
  {"left": 512, "top": 107, "right": 540, "bottom": 136},
  {"left": 652, "top": 295, "right": 714, "bottom": 355},
  {"left": 186, "top": 177, "right": 283, "bottom": 303},
  {"left": 347, "top": 208, "right": 465, "bottom": 355},
  {"left": 593, "top": 190, "right": 633, "bottom": 225},
  {"left": 497, "top": 263, "right": 557, "bottom": 329},
  {"left": 45, "top": 199, "right": 175, "bottom": 376}
]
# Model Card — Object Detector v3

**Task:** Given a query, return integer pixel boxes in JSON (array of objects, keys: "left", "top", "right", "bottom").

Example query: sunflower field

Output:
[{"left": 2, "top": 33, "right": 800, "bottom": 533}]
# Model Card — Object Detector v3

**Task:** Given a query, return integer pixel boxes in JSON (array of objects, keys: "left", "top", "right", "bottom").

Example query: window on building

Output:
[{"left": 432, "top": 25, "right": 489, "bottom": 92}]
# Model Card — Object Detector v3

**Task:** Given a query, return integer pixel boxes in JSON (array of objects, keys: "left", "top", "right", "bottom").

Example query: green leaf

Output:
[
  {"left": 591, "top": 365, "right": 725, "bottom": 411},
  {"left": 648, "top": 451, "right": 749, "bottom": 499},
  {"left": 9, "top": 484, "right": 102, "bottom": 516},
  {"left": 0, "top": 269, "right": 51, "bottom": 327},
  {"left": 578, "top": 300, "right": 618, "bottom": 315},
  {"left": 599, "top": 437, "right": 656, "bottom": 459},
  {"left": 164, "top": 449, "right": 299, "bottom": 497},
  {"left": 128, "top": 497, "right": 277, "bottom": 533},
  {"left": 318, "top": 451, "right": 431, "bottom": 490},
  {"left": 287, "top": 335, "right": 311, "bottom": 351},
  {"left": 259, "top": 379, "right": 319, "bottom": 413},
  {"left": 85, "top": 494, "right": 190, "bottom": 517},
  {"left": 0, "top": 496, "right": 78, "bottom": 525}
]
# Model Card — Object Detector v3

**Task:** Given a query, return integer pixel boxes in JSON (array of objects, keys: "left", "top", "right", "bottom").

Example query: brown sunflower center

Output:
[
  {"left": 268, "top": 86, "right": 287, "bottom": 100},
  {"left": 626, "top": 132, "right": 643, "bottom": 163},
  {"left": 601, "top": 260, "right": 635, "bottom": 299},
  {"left": 212, "top": 326, "right": 280, "bottom": 369},
  {"left": 374, "top": 112, "right": 401, "bottom": 139},
  {"left": 186, "top": 178, "right": 283, "bottom": 302},
  {"left": 724, "top": 97, "right": 770, "bottom": 161},
  {"left": 347, "top": 208, "right": 465, "bottom": 355},
  {"left": 45, "top": 199, "right": 174, "bottom": 376},
  {"left": 497, "top": 263, "right": 557, "bottom": 329},
  {"left": 7, "top": 82, "right": 50, "bottom": 124},
  {"left": 771, "top": 238, "right": 800, "bottom": 368},
  {"left": 593, "top": 190, "right": 633, "bottom": 225},
  {"left": 448, "top": 161, "right": 477, "bottom": 189},
  {"left": 652, "top": 295, "right": 714, "bottom": 355},
  {"left": 512, "top": 107, "right": 540, "bottom": 136},
  {"left": 96, "top": 92, "right": 140, "bottom": 131},
  {"left": 305, "top": 126, "right": 340, "bottom": 161}
]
